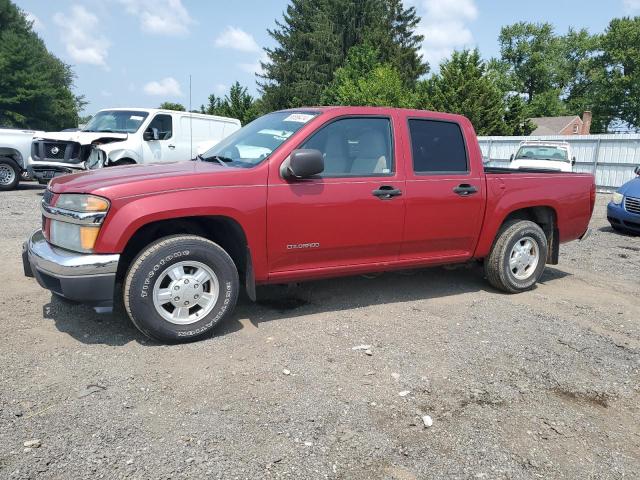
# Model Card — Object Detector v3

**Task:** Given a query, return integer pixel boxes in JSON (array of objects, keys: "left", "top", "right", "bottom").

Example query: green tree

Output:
[
  {"left": 498, "top": 22, "right": 564, "bottom": 108},
  {"left": 0, "top": 0, "right": 82, "bottom": 130},
  {"left": 260, "top": 0, "right": 426, "bottom": 110},
  {"left": 503, "top": 95, "right": 534, "bottom": 135},
  {"left": 159, "top": 102, "right": 185, "bottom": 111},
  {"left": 595, "top": 17, "right": 640, "bottom": 131},
  {"left": 202, "top": 82, "right": 259, "bottom": 124},
  {"left": 322, "top": 44, "right": 415, "bottom": 107},
  {"left": 417, "top": 49, "right": 509, "bottom": 136}
]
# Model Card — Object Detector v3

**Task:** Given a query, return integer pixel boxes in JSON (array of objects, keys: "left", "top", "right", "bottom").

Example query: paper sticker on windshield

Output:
[
  {"left": 284, "top": 113, "right": 315, "bottom": 123},
  {"left": 130, "top": 115, "right": 144, "bottom": 121}
]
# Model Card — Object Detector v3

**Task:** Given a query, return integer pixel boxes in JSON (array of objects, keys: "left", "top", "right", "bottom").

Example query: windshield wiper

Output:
[{"left": 196, "top": 154, "right": 233, "bottom": 167}]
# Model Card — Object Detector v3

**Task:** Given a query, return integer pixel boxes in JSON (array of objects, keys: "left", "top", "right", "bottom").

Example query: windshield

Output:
[
  {"left": 199, "top": 111, "right": 319, "bottom": 167},
  {"left": 83, "top": 110, "right": 149, "bottom": 133},
  {"left": 514, "top": 145, "right": 569, "bottom": 162}
]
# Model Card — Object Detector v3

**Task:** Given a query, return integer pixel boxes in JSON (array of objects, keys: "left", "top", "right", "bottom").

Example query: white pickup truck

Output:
[
  {"left": 0, "top": 128, "right": 43, "bottom": 191},
  {"left": 509, "top": 141, "right": 576, "bottom": 173},
  {"left": 29, "top": 108, "right": 241, "bottom": 183}
]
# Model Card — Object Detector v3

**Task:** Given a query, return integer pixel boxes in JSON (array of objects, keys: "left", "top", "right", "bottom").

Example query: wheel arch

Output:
[
  {"left": 0, "top": 149, "right": 24, "bottom": 170},
  {"left": 106, "top": 149, "right": 141, "bottom": 165},
  {"left": 498, "top": 206, "right": 559, "bottom": 264},
  {"left": 116, "top": 216, "right": 255, "bottom": 299}
]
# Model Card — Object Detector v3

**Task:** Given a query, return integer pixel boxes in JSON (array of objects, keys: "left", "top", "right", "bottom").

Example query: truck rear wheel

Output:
[
  {"left": 0, "top": 157, "right": 20, "bottom": 191},
  {"left": 484, "top": 220, "right": 548, "bottom": 293},
  {"left": 123, "top": 235, "right": 239, "bottom": 343}
]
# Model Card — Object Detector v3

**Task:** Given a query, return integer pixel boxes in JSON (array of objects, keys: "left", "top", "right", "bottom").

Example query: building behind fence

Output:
[{"left": 478, "top": 134, "right": 640, "bottom": 192}]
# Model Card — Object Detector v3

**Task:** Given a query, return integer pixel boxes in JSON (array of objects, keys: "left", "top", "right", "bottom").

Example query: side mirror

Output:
[
  {"left": 509, "top": 154, "right": 514, "bottom": 162},
  {"left": 143, "top": 127, "right": 159, "bottom": 141},
  {"left": 635, "top": 166, "right": 640, "bottom": 176},
  {"left": 572, "top": 156, "right": 576, "bottom": 166},
  {"left": 284, "top": 149, "right": 324, "bottom": 179}
]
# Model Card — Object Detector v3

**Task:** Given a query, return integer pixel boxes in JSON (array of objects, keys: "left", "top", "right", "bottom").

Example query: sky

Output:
[{"left": 14, "top": 0, "right": 640, "bottom": 116}]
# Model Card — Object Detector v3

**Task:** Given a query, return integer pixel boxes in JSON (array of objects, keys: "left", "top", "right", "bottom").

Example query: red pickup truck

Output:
[{"left": 23, "top": 107, "right": 595, "bottom": 342}]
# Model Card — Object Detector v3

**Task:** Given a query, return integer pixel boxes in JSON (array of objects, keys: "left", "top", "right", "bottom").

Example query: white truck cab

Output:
[
  {"left": 29, "top": 108, "right": 241, "bottom": 183},
  {"left": 509, "top": 141, "right": 575, "bottom": 173}
]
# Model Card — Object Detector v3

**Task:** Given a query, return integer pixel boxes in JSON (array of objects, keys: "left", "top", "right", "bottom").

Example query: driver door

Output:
[
  {"left": 267, "top": 115, "right": 406, "bottom": 277},
  {"left": 141, "top": 114, "right": 182, "bottom": 163}
]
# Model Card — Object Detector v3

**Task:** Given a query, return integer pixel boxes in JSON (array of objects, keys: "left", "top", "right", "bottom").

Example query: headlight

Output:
[
  {"left": 611, "top": 192, "right": 624, "bottom": 205},
  {"left": 56, "top": 194, "right": 110, "bottom": 212},
  {"left": 45, "top": 194, "right": 110, "bottom": 252}
]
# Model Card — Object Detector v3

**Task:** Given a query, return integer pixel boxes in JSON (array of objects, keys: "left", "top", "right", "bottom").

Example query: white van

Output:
[
  {"left": 509, "top": 141, "right": 576, "bottom": 173},
  {"left": 29, "top": 108, "right": 241, "bottom": 183}
]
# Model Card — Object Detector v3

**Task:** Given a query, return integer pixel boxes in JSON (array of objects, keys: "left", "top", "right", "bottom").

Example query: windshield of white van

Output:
[
  {"left": 199, "top": 111, "right": 319, "bottom": 168},
  {"left": 83, "top": 110, "right": 149, "bottom": 134},
  {"left": 514, "top": 146, "right": 569, "bottom": 162}
]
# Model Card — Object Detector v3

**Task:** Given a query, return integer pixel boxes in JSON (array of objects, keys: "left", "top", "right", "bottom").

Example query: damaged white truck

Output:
[{"left": 29, "top": 108, "right": 241, "bottom": 183}]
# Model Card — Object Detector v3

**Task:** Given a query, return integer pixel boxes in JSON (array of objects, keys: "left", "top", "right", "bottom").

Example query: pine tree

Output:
[
  {"left": 0, "top": 0, "right": 82, "bottom": 130},
  {"left": 259, "top": 0, "right": 426, "bottom": 111},
  {"left": 418, "top": 49, "right": 508, "bottom": 136},
  {"left": 201, "top": 82, "right": 260, "bottom": 125},
  {"left": 322, "top": 44, "right": 414, "bottom": 107}
]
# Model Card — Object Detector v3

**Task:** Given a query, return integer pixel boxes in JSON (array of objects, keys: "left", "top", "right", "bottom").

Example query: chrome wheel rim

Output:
[
  {"left": 152, "top": 261, "right": 219, "bottom": 325},
  {"left": 509, "top": 236, "right": 539, "bottom": 280},
  {"left": 0, "top": 164, "right": 15, "bottom": 186}
]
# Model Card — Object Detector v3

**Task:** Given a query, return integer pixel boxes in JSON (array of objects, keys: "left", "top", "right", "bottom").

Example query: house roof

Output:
[{"left": 529, "top": 115, "right": 581, "bottom": 135}]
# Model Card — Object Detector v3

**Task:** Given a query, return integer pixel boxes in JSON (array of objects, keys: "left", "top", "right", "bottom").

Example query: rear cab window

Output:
[{"left": 408, "top": 118, "right": 468, "bottom": 174}]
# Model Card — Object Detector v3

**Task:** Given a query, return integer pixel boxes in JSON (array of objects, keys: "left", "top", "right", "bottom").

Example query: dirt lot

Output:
[{"left": 0, "top": 185, "right": 639, "bottom": 479}]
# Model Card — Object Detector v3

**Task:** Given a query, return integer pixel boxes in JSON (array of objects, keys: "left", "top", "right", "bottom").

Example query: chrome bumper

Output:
[{"left": 23, "top": 229, "right": 120, "bottom": 306}]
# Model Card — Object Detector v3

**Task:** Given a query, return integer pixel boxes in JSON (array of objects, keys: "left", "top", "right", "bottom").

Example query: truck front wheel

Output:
[
  {"left": 123, "top": 235, "right": 239, "bottom": 343},
  {"left": 0, "top": 157, "right": 20, "bottom": 191},
  {"left": 484, "top": 220, "right": 548, "bottom": 293}
]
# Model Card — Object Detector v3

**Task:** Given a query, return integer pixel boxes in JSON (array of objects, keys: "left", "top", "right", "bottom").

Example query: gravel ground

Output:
[{"left": 0, "top": 185, "right": 639, "bottom": 479}]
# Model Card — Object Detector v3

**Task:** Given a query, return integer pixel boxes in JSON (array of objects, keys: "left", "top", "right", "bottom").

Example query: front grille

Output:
[
  {"left": 624, "top": 196, "right": 640, "bottom": 215},
  {"left": 43, "top": 142, "right": 66, "bottom": 160},
  {"left": 32, "top": 140, "right": 81, "bottom": 163}
]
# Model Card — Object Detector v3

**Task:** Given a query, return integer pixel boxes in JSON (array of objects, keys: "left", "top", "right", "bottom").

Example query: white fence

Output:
[{"left": 478, "top": 134, "right": 640, "bottom": 191}]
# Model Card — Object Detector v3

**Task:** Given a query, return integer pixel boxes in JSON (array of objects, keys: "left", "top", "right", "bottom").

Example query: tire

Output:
[
  {"left": 484, "top": 220, "right": 548, "bottom": 293},
  {"left": 0, "top": 157, "right": 20, "bottom": 191},
  {"left": 123, "top": 235, "right": 239, "bottom": 343}
]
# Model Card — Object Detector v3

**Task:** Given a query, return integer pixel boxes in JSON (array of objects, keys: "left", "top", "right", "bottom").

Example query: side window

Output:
[
  {"left": 301, "top": 117, "right": 393, "bottom": 177},
  {"left": 409, "top": 119, "right": 468, "bottom": 173},
  {"left": 148, "top": 114, "right": 173, "bottom": 140}
]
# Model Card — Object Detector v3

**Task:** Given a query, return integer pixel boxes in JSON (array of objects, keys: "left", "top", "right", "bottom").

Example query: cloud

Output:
[
  {"left": 623, "top": 0, "right": 640, "bottom": 12},
  {"left": 238, "top": 53, "right": 269, "bottom": 77},
  {"left": 213, "top": 84, "right": 227, "bottom": 94},
  {"left": 409, "top": 0, "right": 478, "bottom": 69},
  {"left": 24, "top": 11, "right": 45, "bottom": 31},
  {"left": 143, "top": 77, "right": 183, "bottom": 96},
  {"left": 53, "top": 6, "right": 110, "bottom": 68},
  {"left": 120, "top": 0, "right": 194, "bottom": 36},
  {"left": 215, "top": 26, "right": 260, "bottom": 52}
]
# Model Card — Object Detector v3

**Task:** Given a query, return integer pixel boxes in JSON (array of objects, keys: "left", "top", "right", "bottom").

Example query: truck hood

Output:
[
  {"left": 35, "top": 131, "right": 128, "bottom": 145},
  {"left": 48, "top": 161, "right": 238, "bottom": 198}
]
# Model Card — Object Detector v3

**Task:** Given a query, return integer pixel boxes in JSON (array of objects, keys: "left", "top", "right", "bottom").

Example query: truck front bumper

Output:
[{"left": 23, "top": 230, "right": 120, "bottom": 307}]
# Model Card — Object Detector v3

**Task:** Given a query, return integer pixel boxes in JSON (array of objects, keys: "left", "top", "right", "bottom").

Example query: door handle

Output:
[
  {"left": 168, "top": 144, "right": 176, "bottom": 149},
  {"left": 372, "top": 185, "right": 402, "bottom": 200},
  {"left": 453, "top": 184, "right": 478, "bottom": 196}
]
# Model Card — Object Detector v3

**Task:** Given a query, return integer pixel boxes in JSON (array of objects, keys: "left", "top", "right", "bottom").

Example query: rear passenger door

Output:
[{"left": 400, "top": 117, "right": 485, "bottom": 262}]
